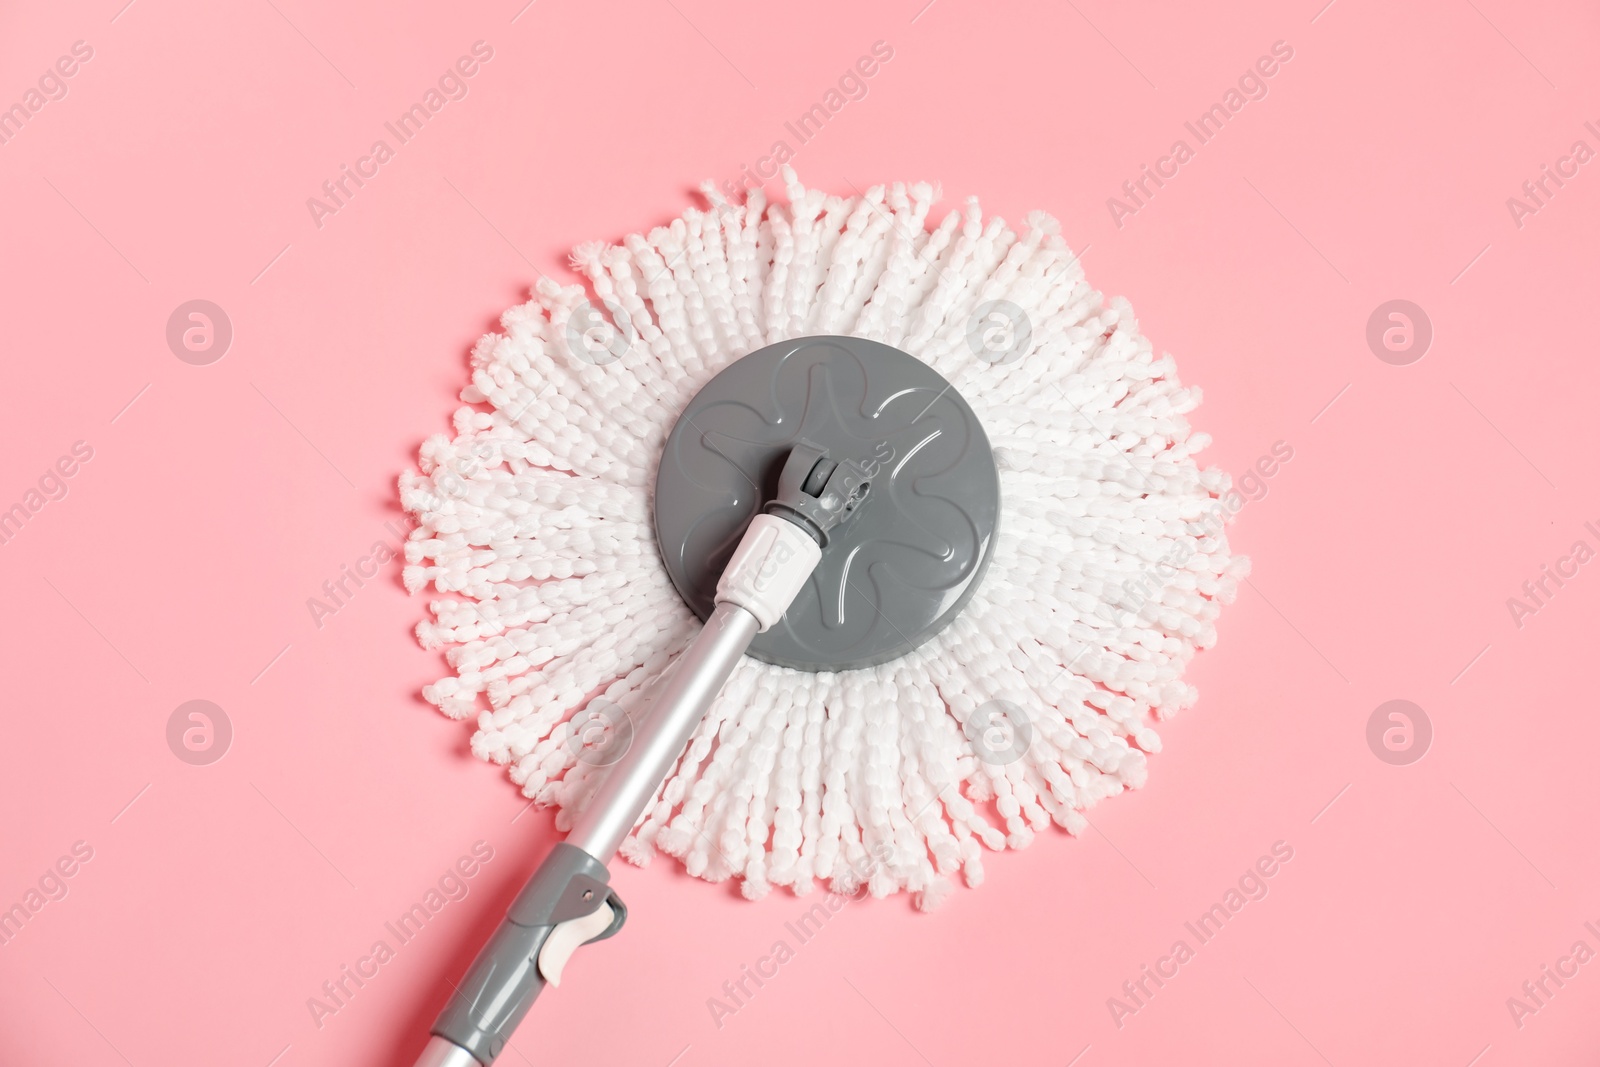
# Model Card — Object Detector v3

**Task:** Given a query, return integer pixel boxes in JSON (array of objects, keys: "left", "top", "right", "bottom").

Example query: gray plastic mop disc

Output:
[{"left": 654, "top": 336, "right": 1001, "bottom": 672}]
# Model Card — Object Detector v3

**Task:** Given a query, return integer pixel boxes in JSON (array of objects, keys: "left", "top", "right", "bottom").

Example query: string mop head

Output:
[{"left": 399, "top": 169, "right": 1249, "bottom": 911}]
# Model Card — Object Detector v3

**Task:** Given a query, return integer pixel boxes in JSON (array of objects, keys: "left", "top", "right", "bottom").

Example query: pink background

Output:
[{"left": 3, "top": 0, "right": 1598, "bottom": 1064}]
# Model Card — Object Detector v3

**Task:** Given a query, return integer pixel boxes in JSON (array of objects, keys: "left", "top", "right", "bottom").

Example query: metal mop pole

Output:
[{"left": 415, "top": 443, "right": 870, "bottom": 1067}]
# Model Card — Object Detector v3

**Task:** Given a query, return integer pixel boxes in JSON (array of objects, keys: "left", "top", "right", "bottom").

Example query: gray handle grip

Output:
[{"left": 431, "top": 843, "right": 624, "bottom": 1064}]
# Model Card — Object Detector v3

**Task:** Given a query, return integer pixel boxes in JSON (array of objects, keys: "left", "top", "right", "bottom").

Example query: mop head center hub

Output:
[{"left": 654, "top": 335, "right": 1000, "bottom": 671}]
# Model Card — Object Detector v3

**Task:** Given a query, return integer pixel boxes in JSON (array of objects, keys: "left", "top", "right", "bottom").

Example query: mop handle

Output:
[{"left": 415, "top": 444, "right": 871, "bottom": 1067}]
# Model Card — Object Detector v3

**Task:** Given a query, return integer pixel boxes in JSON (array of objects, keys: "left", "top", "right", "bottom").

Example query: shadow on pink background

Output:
[{"left": 2, "top": 0, "right": 1598, "bottom": 1064}]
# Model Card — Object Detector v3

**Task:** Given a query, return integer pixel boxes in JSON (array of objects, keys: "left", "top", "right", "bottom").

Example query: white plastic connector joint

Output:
[{"left": 715, "top": 514, "right": 822, "bottom": 631}]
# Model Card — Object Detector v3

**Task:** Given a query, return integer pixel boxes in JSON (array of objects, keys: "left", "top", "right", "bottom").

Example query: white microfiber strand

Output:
[{"left": 400, "top": 170, "right": 1249, "bottom": 910}]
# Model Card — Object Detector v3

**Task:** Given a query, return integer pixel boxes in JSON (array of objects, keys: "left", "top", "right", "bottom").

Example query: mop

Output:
[{"left": 399, "top": 169, "right": 1247, "bottom": 1065}]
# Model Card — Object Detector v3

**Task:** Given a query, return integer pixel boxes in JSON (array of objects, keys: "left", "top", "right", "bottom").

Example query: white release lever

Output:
[{"left": 536, "top": 901, "right": 615, "bottom": 987}]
